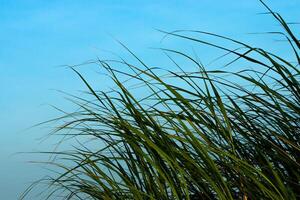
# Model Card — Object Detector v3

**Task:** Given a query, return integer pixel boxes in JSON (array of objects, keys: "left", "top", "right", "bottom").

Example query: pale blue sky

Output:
[{"left": 0, "top": 1, "right": 299, "bottom": 199}]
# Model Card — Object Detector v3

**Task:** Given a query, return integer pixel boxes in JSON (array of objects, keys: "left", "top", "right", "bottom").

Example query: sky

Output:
[{"left": 0, "top": 0, "right": 299, "bottom": 199}]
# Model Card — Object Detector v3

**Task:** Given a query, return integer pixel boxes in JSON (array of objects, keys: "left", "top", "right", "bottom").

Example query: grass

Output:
[{"left": 22, "top": 1, "right": 300, "bottom": 200}]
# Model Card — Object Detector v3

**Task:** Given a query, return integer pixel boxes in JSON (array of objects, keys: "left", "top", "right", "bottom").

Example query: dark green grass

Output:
[{"left": 22, "top": 2, "right": 300, "bottom": 200}]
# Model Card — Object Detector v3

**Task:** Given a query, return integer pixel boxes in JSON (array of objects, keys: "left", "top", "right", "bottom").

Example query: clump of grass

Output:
[{"left": 22, "top": 2, "right": 299, "bottom": 200}]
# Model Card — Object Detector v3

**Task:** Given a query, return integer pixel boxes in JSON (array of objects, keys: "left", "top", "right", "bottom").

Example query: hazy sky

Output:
[{"left": 0, "top": 0, "right": 299, "bottom": 199}]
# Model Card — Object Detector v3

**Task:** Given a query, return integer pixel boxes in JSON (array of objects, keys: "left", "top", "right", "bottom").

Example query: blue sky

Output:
[{"left": 0, "top": 0, "right": 299, "bottom": 199}]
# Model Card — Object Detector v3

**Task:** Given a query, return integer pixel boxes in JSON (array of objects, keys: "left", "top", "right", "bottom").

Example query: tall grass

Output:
[{"left": 22, "top": 2, "right": 299, "bottom": 200}]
